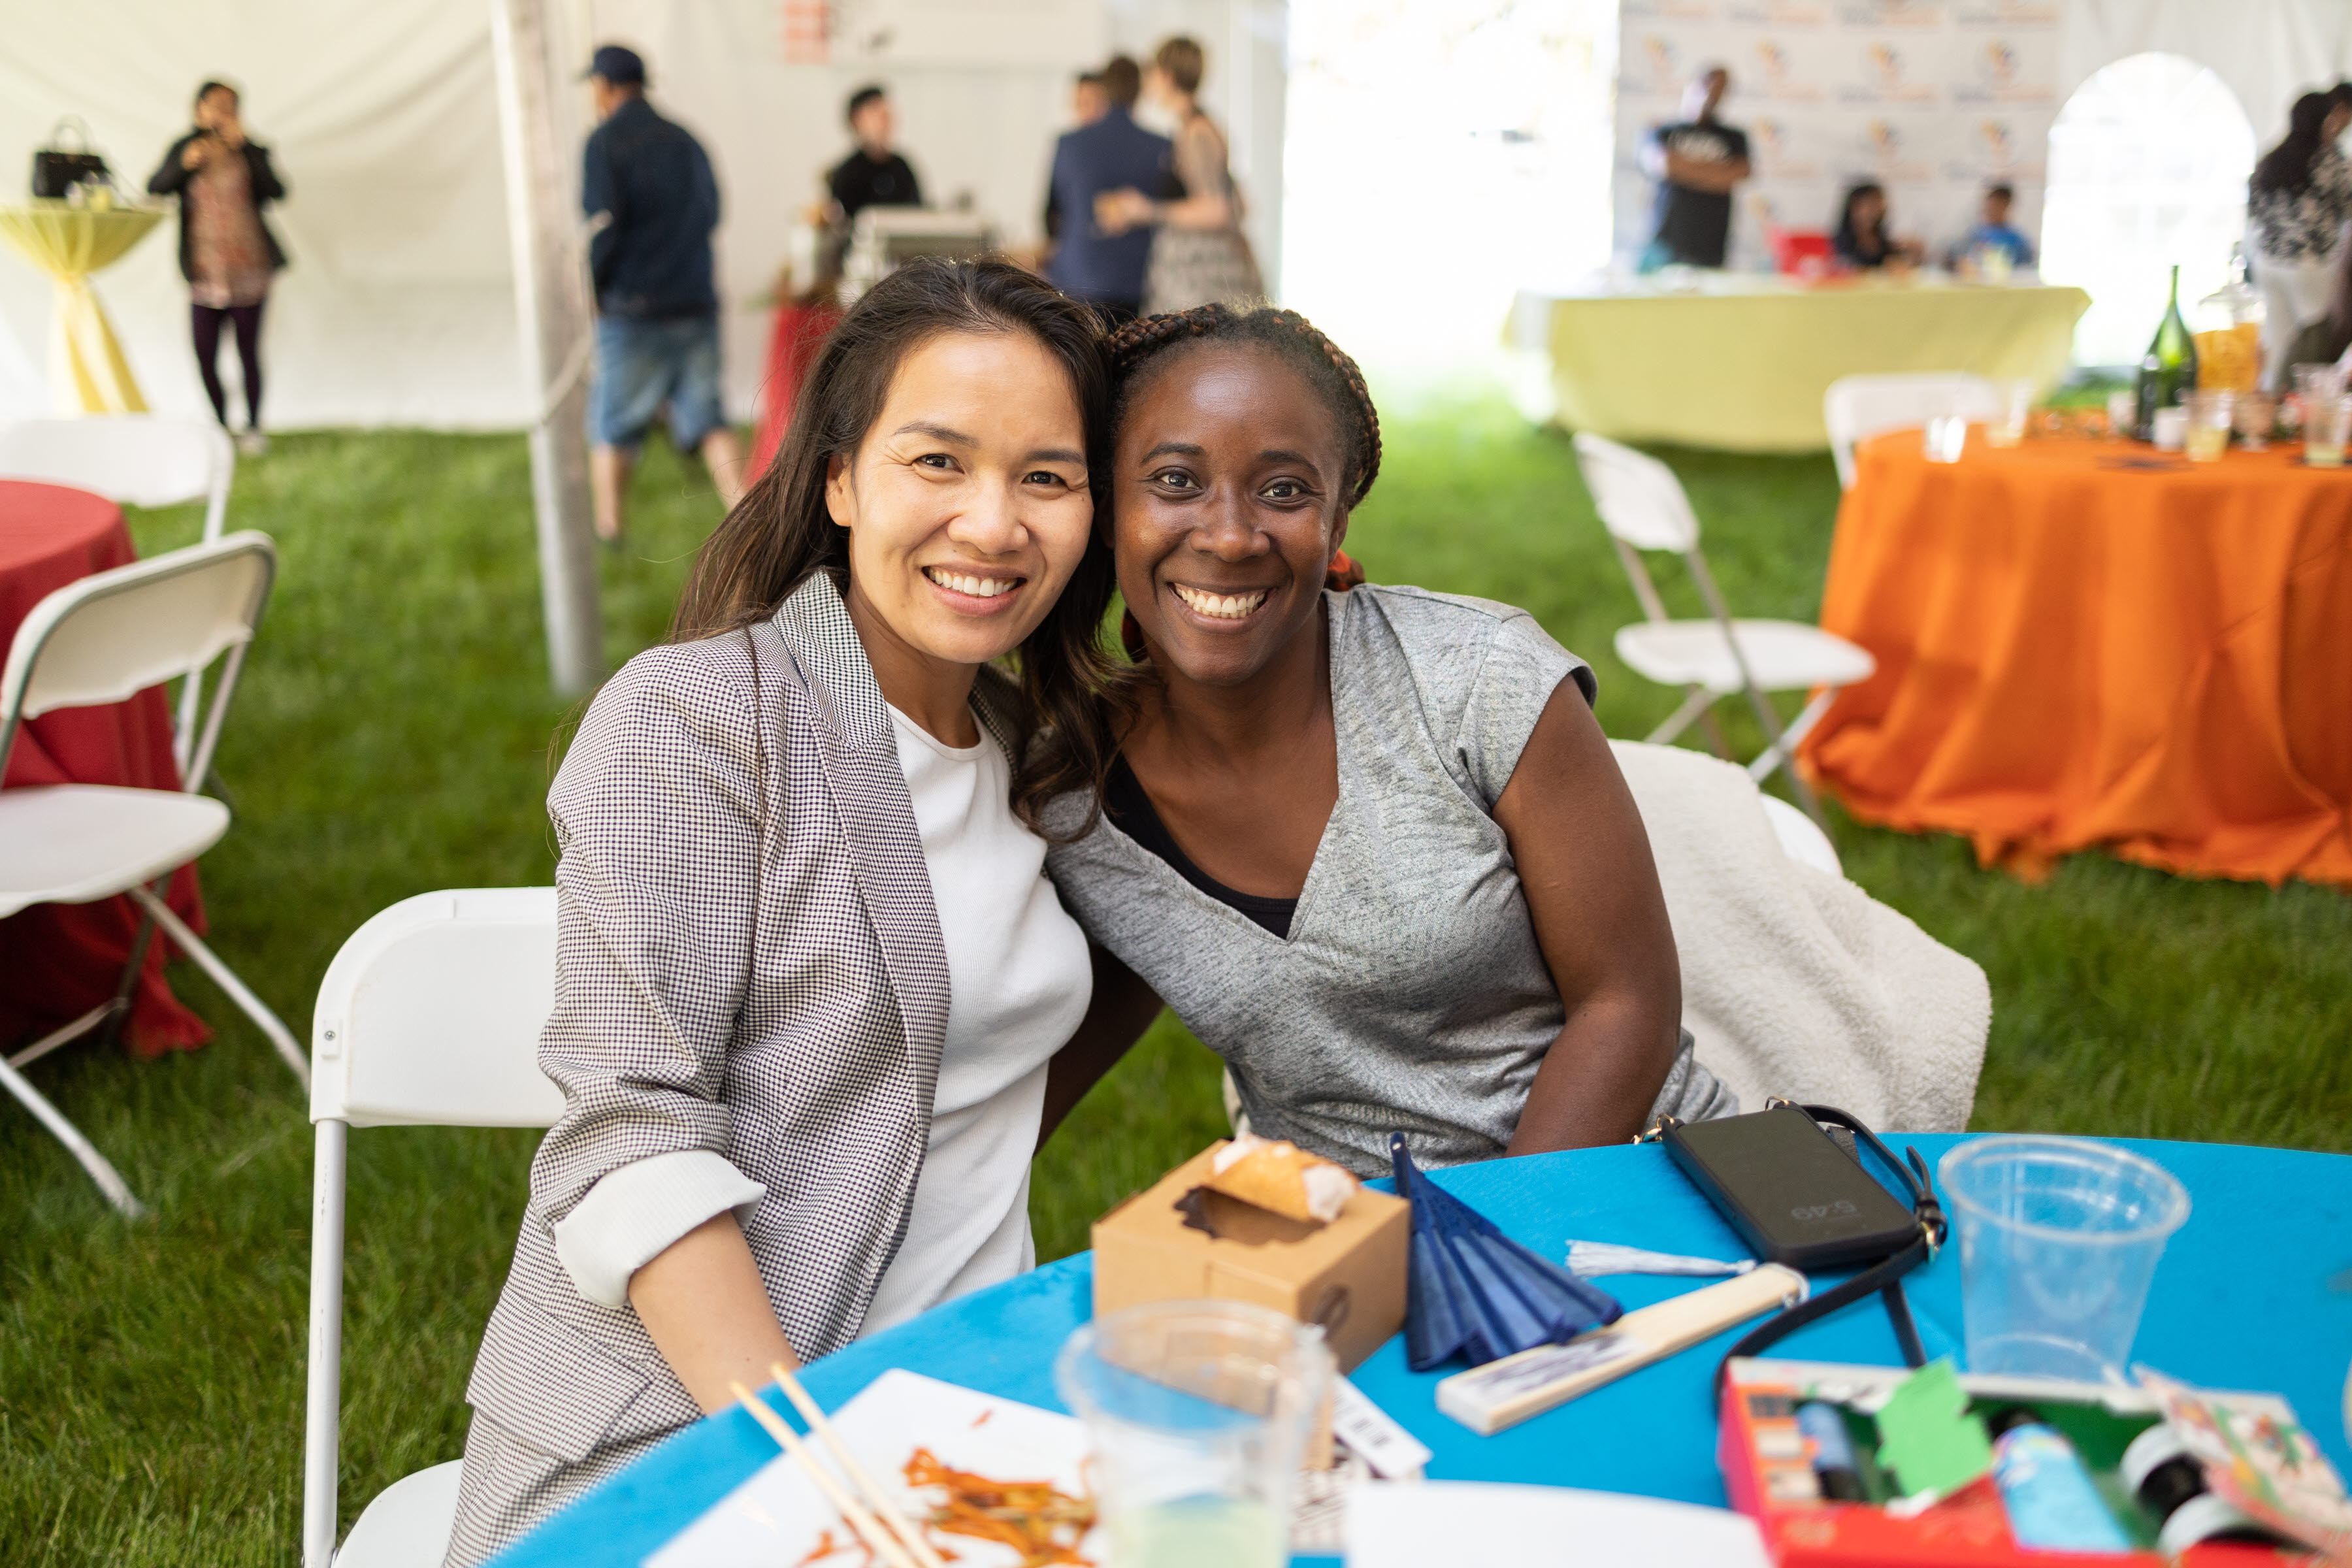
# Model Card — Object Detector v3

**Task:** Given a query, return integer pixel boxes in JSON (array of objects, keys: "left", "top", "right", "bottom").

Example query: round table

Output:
[
  {"left": 1803, "top": 431, "right": 2352, "bottom": 889},
  {"left": 0, "top": 203, "right": 167, "bottom": 416},
  {"left": 489, "top": 1135, "right": 2352, "bottom": 1568},
  {"left": 0, "top": 480, "right": 209, "bottom": 1054}
]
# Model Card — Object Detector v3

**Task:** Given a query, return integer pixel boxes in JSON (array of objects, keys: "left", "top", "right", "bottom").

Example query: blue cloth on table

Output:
[{"left": 485, "top": 1136, "right": 2352, "bottom": 1568}]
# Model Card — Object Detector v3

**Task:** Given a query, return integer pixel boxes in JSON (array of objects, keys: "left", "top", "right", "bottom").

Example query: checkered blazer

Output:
[{"left": 446, "top": 572, "right": 1005, "bottom": 1566}]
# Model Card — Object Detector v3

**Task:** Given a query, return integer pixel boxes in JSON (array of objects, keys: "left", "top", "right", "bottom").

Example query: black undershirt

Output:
[{"left": 1103, "top": 756, "right": 1298, "bottom": 938}]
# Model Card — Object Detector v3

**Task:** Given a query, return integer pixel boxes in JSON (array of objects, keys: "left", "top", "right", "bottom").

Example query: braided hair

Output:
[{"left": 1102, "top": 304, "right": 1382, "bottom": 510}]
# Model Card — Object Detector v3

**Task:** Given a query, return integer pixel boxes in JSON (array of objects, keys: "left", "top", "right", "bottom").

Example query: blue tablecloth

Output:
[{"left": 491, "top": 1135, "right": 2352, "bottom": 1567}]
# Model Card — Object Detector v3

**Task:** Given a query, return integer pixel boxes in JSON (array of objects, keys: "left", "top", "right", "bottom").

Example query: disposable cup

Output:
[
  {"left": 1938, "top": 1137, "right": 2188, "bottom": 1384},
  {"left": 1923, "top": 414, "right": 1968, "bottom": 463},
  {"left": 1985, "top": 380, "right": 2033, "bottom": 449},
  {"left": 1056, "top": 1299, "right": 1332, "bottom": 1568}
]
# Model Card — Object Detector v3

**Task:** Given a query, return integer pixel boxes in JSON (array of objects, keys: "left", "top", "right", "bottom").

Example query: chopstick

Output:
[
  {"left": 770, "top": 1362, "right": 950, "bottom": 1568},
  {"left": 728, "top": 1381, "right": 923, "bottom": 1568}
]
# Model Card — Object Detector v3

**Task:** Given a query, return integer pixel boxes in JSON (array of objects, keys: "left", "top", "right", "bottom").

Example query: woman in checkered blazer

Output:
[{"left": 444, "top": 261, "right": 1157, "bottom": 1565}]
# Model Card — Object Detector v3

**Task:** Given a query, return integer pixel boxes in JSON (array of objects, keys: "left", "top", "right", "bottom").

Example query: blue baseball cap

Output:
[{"left": 585, "top": 44, "right": 645, "bottom": 85}]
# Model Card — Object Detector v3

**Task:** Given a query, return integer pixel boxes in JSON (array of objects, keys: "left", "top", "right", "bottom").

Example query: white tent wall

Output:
[
  {"left": 0, "top": 0, "right": 1281, "bottom": 433},
  {"left": 2059, "top": 0, "right": 2352, "bottom": 145}
]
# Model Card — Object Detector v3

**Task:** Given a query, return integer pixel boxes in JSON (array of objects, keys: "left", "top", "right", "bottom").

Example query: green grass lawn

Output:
[{"left": 3, "top": 396, "right": 2346, "bottom": 1565}]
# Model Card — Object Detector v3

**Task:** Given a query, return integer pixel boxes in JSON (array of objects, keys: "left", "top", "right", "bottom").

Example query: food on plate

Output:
[
  {"left": 1205, "top": 1133, "right": 1358, "bottom": 1224},
  {"left": 794, "top": 1448, "right": 1096, "bottom": 1567}
]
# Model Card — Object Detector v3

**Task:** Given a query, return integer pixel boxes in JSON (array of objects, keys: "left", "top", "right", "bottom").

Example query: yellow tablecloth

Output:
[
  {"left": 0, "top": 203, "right": 167, "bottom": 416},
  {"left": 1511, "top": 277, "right": 2090, "bottom": 453}
]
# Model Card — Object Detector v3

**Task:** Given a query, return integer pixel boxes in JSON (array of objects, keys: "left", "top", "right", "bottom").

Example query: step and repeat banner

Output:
[{"left": 1612, "top": 0, "right": 2062, "bottom": 272}]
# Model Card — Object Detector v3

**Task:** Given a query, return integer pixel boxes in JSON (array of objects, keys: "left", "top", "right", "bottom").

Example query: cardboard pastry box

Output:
[{"left": 1090, "top": 1141, "right": 1411, "bottom": 1372}]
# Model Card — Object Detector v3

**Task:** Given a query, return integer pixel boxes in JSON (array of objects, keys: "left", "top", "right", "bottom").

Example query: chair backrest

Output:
[
  {"left": 309, "top": 887, "right": 565, "bottom": 1129},
  {"left": 0, "top": 531, "right": 274, "bottom": 785},
  {"left": 1573, "top": 431, "right": 1702, "bottom": 553},
  {"left": 1822, "top": 374, "right": 2002, "bottom": 489},
  {"left": 0, "top": 416, "right": 235, "bottom": 538}
]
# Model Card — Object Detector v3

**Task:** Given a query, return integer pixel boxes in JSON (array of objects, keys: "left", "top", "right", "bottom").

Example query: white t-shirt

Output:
[
  {"left": 547, "top": 702, "right": 1092, "bottom": 1331},
  {"left": 860, "top": 702, "right": 1092, "bottom": 1331}
]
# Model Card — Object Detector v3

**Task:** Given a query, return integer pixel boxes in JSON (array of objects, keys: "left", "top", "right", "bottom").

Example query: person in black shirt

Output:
[
  {"left": 1831, "top": 182, "right": 1923, "bottom": 271},
  {"left": 827, "top": 85, "right": 923, "bottom": 224},
  {"left": 1639, "top": 65, "right": 1752, "bottom": 270},
  {"left": 581, "top": 45, "right": 743, "bottom": 544}
]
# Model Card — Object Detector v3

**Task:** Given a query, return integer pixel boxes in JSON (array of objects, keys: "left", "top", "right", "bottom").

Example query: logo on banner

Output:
[
  {"left": 1623, "top": 0, "right": 1718, "bottom": 19},
  {"left": 1838, "top": 41, "right": 1938, "bottom": 105},
  {"left": 1864, "top": 118, "right": 1931, "bottom": 180},
  {"left": 1725, "top": 0, "right": 1829, "bottom": 23},
  {"left": 1836, "top": 0, "right": 1940, "bottom": 25},
  {"left": 1952, "top": 0, "right": 2059, "bottom": 25},
  {"left": 1631, "top": 33, "right": 1680, "bottom": 95},
  {"left": 1750, "top": 118, "right": 1820, "bottom": 178},
  {"left": 1942, "top": 118, "right": 2047, "bottom": 181},
  {"left": 1950, "top": 38, "right": 2053, "bottom": 103},
  {"left": 1752, "top": 40, "right": 1823, "bottom": 102}
]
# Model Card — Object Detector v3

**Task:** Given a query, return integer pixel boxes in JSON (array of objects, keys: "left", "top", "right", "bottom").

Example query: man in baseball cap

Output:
[{"left": 578, "top": 44, "right": 743, "bottom": 540}]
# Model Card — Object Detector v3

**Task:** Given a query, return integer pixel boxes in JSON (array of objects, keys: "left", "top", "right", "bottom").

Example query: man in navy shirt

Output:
[
  {"left": 1043, "top": 56, "right": 1171, "bottom": 323},
  {"left": 581, "top": 44, "right": 743, "bottom": 544}
]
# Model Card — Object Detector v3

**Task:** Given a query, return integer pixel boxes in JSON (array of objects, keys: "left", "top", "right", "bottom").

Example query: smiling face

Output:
[
  {"left": 1113, "top": 344, "right": 1351, "bottom": 689},
  {"left": 827, "top": 329, "right": 1095, "bottom": 679}
]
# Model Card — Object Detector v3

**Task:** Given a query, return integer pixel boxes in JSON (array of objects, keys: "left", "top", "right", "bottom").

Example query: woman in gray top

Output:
[{"left": 1040, "top": 304, "right": 1732, "bottom": 1177}]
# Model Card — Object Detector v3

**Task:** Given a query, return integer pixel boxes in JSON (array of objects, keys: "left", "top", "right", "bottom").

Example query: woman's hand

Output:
[
  {"left": 628, "top": 1211, "right": 800, "bottom": 1413},
  {"left": 1094, "top": 188, "right": 1152, "bottom": 235},
  {"left": 1494, "top": 681, "right": 1683, "bottom": 1152}
]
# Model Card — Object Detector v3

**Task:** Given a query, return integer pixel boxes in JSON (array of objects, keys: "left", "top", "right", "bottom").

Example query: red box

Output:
[{"left": 1718, "top": 1358, "right": 2308, "bottom": 1567}]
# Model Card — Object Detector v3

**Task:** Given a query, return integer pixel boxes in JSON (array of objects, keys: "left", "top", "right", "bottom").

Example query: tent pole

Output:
[{"left": 490, "top": 0, "right": 603, "bottom": 697}]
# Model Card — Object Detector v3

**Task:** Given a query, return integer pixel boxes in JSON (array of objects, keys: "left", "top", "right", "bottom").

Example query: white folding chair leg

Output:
[
  {"left": 7, "top": 1002, "right": 112, "bottom": 1069},
  {"left": 304, "top": 1119, "right": 348, "bottom": 1568},
  {"left": 174, "top": 672, "right": 207, "bottom": 782},
  {"left": 0, "top": 1053, "right": 147, "bottom": 1217},
  {"left": 127, "top": 884, "right": 311, "bottom": 1088},
  {"left": 1744, "top": 687, "right": 1840, "bottom": 783},
  {"left": 1642, "top": 685, "right": 1720, "bottom": 746}
]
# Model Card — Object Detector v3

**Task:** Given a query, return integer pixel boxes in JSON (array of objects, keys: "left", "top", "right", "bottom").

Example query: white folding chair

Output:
[
  {"left": 304, "top": 888, "right": 565, "bottom": 1568},
  {"left": 0, "top": 416, "right": 240, "bottom": 772},
  {"left": 1571, "top": 433, "right": 1875, "bottom": 830},
  {"left": 1, "top": 531, "right": 306, "bottom": 1214},
  {"left": 1822, "top": 373, "right": 2002, "bottom": 489}
]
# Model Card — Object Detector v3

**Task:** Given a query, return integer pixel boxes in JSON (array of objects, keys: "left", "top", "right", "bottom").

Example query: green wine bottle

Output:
[{"left": 2134, "top": 265, "right": 2200, "bottom": 440}]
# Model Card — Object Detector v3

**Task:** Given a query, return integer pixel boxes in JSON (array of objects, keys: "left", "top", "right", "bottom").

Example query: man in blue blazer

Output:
[{"left": 1044, "top": 56, "right": 1171, "bottom": 323}]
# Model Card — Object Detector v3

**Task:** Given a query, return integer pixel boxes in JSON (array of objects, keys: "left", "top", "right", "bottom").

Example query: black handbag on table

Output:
[{"left": 32, "top": 118, "right": 110, "bottom": 200}]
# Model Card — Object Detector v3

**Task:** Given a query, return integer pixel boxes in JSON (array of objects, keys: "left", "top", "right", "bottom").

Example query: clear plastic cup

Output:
[
  {"left": 2182, "top": 390, "right": 2234, "bottom": 463},
  {"left": 1923, "top": 414, "right": 1968, "bottom": 463},
  {"left": 1056, "top": 1299, "right": 1332, "bottom": 1568},
  {"left": 1939, "top": 1137, "right": 2189, "bottom": 1382},
  {"left": 1985, "top": 380, "right": 2034, "bottom": 449},
  {"left": 2306, "top": 394, "right": 2351, "bottom": 469}
]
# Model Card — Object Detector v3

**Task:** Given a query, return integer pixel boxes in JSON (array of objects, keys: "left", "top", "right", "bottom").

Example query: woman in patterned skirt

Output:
[
  {"left": 1096, "top": 37, "right": 1266, "bottom": 313},
  {"left": 148, "top": 81, "right": 287, "bottom": 455}
]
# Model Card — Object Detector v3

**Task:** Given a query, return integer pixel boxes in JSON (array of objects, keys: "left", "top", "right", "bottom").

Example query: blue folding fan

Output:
[{"left": 1389, "top": 1132, "right": 1624, "bottom": 1371}]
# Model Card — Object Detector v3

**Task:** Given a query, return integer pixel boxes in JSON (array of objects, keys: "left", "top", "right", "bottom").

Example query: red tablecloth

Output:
[
  {"left": 749, "top": 298, "right": 843, "bottom": 482},
  {"left": 0, "top": 480, "right": 210, "bottom": 1054}
]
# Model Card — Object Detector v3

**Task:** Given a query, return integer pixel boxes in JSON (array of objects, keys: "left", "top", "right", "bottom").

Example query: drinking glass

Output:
[
  {"left": 1985, "top": 381, "right": 2033, "bottom": 448},
  {"left": 1923, "top": 414, "right": 1968, "bottom": 463},
  {"left": 2293, "top": 363, "right": 2347, "bottom": 404},
  {"left": 2232, "top": 391, "right": 2276, "bottom": 451},
  {"left": 2306, "top": 394, "right": 2352, "bottom": 469},
  {"left": 2149, "top": 406, "right": 2187, "bottom": 452},
  {"left": 1056, "top": 1300, "right": 1332, "bottom": 1568},
  {"left": 2181, "top": 391, "right": 2233, "bottom": 463},
  {"left": 1939, "top": 1137, "right": 2189, "bottom": 1383}
]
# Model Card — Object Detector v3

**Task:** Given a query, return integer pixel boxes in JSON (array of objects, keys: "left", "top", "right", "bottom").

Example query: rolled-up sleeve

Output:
[{"left": 526, "top": 644, "right": 770, "bottom": 1299}]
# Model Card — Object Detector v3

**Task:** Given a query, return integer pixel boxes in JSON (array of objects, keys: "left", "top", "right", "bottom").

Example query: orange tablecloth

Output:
[
  {"left": 0, "top": 480, "right": 210, "bottom": 1053},
  {"left": 1802, "top": 431, "right": 2352, "bottom": 888}
]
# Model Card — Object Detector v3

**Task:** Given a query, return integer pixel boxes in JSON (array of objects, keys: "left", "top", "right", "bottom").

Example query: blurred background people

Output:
[
  {"left": 581, "top": 44, "right": 743, "bottom": 544},
  {"left": 2247, "top": 86, "right": 2352, "bottom": 389},
  {"left": 1833, "top": 182, "right": 1922, "bottom": 270},
  {"left": 1042, "top": 72, "right": 1108, "bottom": 259},
  {"left": 1096, "top": 36, "right": 1265, "bottom": 312},
  {"left": 1637, "top": 65, "right": 1750, "bottom": 270},
  {"left": 146, "top": 80, "right": 287, "bottom": 456},
  {"left": 1043, "top": 54, "right": 1171, "bottom": 326},
  {"left": 1946, "top": 182, "right": 2035, "bottom": 274},
  {"left": 827, "top": 84, "right": 923, "bottom": 227}
]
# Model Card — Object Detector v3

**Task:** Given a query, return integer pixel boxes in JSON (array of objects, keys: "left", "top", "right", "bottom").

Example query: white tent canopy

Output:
[{"left": 0, "top": 0, "right": 1285, "bottom": 431}]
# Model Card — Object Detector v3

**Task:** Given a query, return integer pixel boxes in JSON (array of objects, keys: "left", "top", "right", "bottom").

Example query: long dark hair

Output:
[
  {"left": 1834, "top": 182, "right": 1888, "bottom": 257},
  {"left": 672, "top": 257, "right": 1119, "bottom": 836},
  {"left": 1030, "top": 302, "right": 1383, "bottom": 823},
  {"left": 2253, "top": 91, "right": 2336, "bottom": 197}
]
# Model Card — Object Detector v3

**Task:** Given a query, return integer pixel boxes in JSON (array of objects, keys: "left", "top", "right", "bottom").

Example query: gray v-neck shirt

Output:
[{"left": 1044, "top": 585, "right": 1726, "bottom": 1178}]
